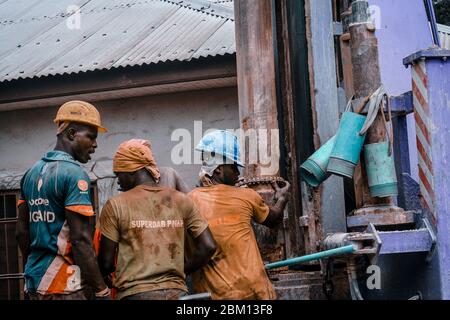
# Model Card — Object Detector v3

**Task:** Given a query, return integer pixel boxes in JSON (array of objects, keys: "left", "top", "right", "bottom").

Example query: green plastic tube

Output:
[{"left": 265, "top": 245, "right": 355, "bottom": 270}]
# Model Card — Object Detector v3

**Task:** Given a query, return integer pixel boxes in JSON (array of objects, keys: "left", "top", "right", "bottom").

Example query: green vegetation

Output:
[{"left": 434, "top": 0, "right": 450, "bottom": 25}]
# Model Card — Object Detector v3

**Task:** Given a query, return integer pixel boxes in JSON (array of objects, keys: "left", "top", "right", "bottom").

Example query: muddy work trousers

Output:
[{"left": 121, "top": 289, "right": 186, "bottom": 300}]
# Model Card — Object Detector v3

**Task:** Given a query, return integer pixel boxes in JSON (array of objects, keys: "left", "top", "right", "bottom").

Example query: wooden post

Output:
[
  {"left": 234, "top": 0, "right": 284, "bottom": 262},
  {"left": 234, "top": 0, "right": 279, "bottom": 178},
  {"left": 348, "top": 1, "right": 388, "bottom": 209}
]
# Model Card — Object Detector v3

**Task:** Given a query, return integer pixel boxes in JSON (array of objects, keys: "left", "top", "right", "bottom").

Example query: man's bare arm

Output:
[
  {"left": 98, "top": 234, "right": 118, "bottom": 287},
  {"left": 262, "top": 181, "right": 291, "bottom": 229},
  {"left": 185, "top": 227, "right": 217, "bottom": 275},
  {"left": 174, "top": 170, "right": 191, "bottom": 194},
  {"left": 16, "top": 203, "right": 30, "bottom": 266},
  {"left": 159, "top": 167, "right": 191, "bottom": 193},
  {"left": 65, "top": 210, "right": 107, "bottom": 293}
]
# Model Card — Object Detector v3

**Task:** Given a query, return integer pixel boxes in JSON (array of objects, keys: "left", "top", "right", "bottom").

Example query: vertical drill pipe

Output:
[
  {"left": 349, "top": 0, "right": 393, "bottom": 208},
  {"left": 265, "top": 245, "right": 355, "bottom": 269}
]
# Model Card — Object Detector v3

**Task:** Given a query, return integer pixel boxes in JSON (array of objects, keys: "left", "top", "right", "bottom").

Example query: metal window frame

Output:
[{"left": 0, "top": 190, "right": 24, "bottom": 300}]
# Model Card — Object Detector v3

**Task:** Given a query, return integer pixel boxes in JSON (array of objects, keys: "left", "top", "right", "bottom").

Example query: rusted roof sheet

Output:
[{"left": 0, "top": 0, "right": 235, "bottom": 82}]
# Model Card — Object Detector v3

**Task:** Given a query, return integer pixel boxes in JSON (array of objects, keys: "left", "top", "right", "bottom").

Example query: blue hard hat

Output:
[{"left": 196, "top": 130, "right": 244, "bottom": 167}]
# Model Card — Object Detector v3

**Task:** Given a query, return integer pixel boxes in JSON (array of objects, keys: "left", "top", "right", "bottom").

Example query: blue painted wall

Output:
[{"left": 427, "top": 57, "right": 450, "bottom": 299}]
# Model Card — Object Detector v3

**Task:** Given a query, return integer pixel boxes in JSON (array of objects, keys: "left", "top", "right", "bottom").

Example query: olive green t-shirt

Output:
[{"left": 99, "top": 185, "right": 208, "bottom": 300}]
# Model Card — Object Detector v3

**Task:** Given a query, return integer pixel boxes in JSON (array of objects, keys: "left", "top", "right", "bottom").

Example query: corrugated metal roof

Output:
[
  {"left": 212, "top": 0, "right": 234, "bottom": 9},
  {"left": 0, "top": 0, "right": 235, "bottom": 82},
  {"left": 0, "top": 170, "right": 23, "bottom": 190},
  {"left": 438, "top": 24, "right": 450, "bottom": 50}
]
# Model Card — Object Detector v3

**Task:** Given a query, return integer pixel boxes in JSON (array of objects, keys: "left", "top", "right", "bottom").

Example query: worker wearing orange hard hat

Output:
[{"left": 16, "top": 100, "right": 111, "bottom": 300}]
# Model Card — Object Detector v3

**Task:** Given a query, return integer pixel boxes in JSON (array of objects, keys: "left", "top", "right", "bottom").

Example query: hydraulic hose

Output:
[
  {"left": 347, "top": 258, "right": 364, "bottom": 300},
  {"left": 265, "top": 245, "right": 355, "bottom": 270}
]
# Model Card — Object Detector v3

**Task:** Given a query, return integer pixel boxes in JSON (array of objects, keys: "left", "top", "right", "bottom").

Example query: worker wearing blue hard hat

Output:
[{"left": 187, "top": 130, "right": 291, "bottom": 300}]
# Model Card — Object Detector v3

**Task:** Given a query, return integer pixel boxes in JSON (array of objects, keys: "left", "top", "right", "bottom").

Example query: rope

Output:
[
  {"left": 344, "top": 85, "right": 394, "bottom": 156},
  {"left": 358, "top": 85, "right": 388, "bottom": 136}
]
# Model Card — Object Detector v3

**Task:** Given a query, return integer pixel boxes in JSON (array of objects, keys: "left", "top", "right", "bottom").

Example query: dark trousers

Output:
[
  {"left": 121, "top": 289, "right": 186, "bottom": 300},
  {"left": 28, "top": 290, "right": 88, "bottom": 300}
]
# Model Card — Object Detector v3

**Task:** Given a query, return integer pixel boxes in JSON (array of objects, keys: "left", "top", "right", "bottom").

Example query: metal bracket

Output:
[
  {"left": 404, "top": 48, "right": 450, "bottom": 67},
  {"left": 333, "top": 22, "right": 343, "bottom": 36},
  {"left": 363, "top": 220, "right": 436, "bottom": 262},
  {"left": 366, "top": 223, "right": 382, "bottom": 265},
  {"left": 322, "top": 217, "right": 436, "bottom": 265},
  {"left": 298, "top": 216, "right": 309, "bottom": 228},
  {"left": 422, "top": 218, "right": 437, "bottom": 263},
  {"left": 390, "top": 91, "right": 414, "bottom": 115},
  {"left": 0, "top": 273, "right": 24, "bottom": 280}
]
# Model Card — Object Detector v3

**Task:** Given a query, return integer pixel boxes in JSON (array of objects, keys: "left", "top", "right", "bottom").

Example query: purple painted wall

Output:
[
  {"left": 368, "top": 0, "right": 433, "bottom": 94},
  {"left": 368, "top": 0, "right": 434, "bottom": 182},
  {"left": 427, "top": 57, "right": 450, "bottom": 299}
]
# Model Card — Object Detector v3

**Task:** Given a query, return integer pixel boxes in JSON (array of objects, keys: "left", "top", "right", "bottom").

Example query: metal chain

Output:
[{"left": 235, "top": 176, "right": 285, "bottom": 187}]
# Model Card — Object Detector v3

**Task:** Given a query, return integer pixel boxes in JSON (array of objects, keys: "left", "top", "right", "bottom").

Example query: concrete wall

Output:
[{"left": 0, "top": 86, "right": 239, "bottom": 193}]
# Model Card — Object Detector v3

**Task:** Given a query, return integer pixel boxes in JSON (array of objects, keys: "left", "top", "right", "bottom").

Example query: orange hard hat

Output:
[{"left": 54, "top": 100, "right": 107, "bottom": 133}]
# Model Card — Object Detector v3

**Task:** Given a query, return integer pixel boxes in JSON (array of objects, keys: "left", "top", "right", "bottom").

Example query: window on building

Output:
[{"left": 0, "top": 191, "right": 24, "bottom": 300}]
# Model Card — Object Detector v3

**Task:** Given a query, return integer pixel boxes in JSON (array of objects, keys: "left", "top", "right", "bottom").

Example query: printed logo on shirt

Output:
[
  {"left": 66, "top": 265, "right": 81, "bottom": 291},
  {"left": 208, "top": 213, "right": 241, "bottom": 227},
  {"left": 28, "top": 198, "right": 50, "bottom": 206},
  {"left": 37, "top": 179, "right": 43, "bottom": 192},
  {"left": 130, "top": 220, "right": 184, "bottom": 229},
  {"left": 28, "top": 198, "right": 55, "bottom": 223},
  {"left": 77, "top": 180, "right": 89, "bottom": 193},
  {"left": 29, "top": 210, "right": 55, "bottom": 223}
]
